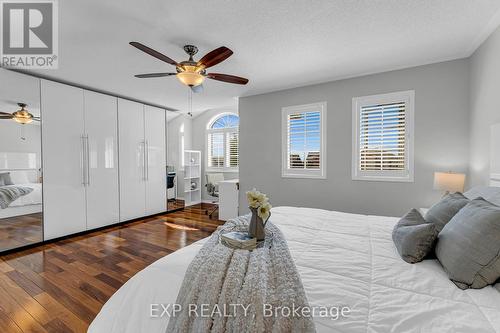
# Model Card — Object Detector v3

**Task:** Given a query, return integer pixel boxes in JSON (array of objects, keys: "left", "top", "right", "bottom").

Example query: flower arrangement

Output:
[{"left": 246, "top": 188, "right": 272, "bottom": 222}]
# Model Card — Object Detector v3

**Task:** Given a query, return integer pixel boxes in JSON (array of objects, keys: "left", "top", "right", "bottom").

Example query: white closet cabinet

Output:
[
  {"left": 43, "top": 82, "right": 165, "bottom": 239},
  {"left": 42, "top": 82, "right": 121, "bottom": 239},
  {"left": 145, "top": 105, "right": 167, "bottom": 215},
  {"left": 118, "top": 100, "right": 166, "bottom": 221},
  {"left": 42, "top": 80, "right": 87, "bottom": 240},
  {"left": 118, "top": 99, "right": 146, "bottom": 221},
  {"left": 84, "top": 90, "right": 120, "bottom": 229}
]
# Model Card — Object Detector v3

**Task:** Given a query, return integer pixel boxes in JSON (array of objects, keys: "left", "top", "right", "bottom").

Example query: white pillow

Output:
[
  {"left": 464, "top": 186, "right": 500, "bottom": 206},
  {"left": 9, "top": 171, "right": 29, "bottom": 184}
]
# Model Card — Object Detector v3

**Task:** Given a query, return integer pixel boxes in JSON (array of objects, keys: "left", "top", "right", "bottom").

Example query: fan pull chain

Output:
[
  {"left": 188, "top": 88, "right": 193, "bottom": 117},
  {"left": 20, "top": 124, "right": 26, "bottom": 141}
]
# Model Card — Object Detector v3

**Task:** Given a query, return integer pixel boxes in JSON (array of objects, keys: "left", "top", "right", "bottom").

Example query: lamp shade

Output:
[
  {"left": 12, "top": 110, "right": 34, "bottom": 124},
  {"left": 433, "top": 172, "right": 466, "bottom": 193},
  {"left": 176, "top": 65, "right": 205, "bottom": 87}
]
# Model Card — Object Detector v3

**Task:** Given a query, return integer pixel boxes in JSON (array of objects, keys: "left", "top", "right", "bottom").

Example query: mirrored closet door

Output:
[
  {"left": 0, "top": 69, "right": 43, "bottom": 252},
  {"left": 166, "top": 111, "right": 186, "bottom": 211}
]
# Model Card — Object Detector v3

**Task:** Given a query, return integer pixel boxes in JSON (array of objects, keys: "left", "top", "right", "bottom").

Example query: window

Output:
[
  {"left": 281, "top": 102, "right": 326, "bottom": 179},
  {"left": 352, "top": 90, "right": 414, "bottom": 182},
  {"left": 207, "top": 113, "right": 239, "bottom": 170}
]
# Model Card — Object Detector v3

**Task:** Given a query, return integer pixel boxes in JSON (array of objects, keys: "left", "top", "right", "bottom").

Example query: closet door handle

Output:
[
  {"left": 142, "top": 140, "right": 146, "bottom": 181},
  {"left": 81, "top": 135, "right": 86, "bottom": 186},
  {"left": 85, "top": 135, "right": 90, "bottom": 186},
  {"left": 145, "top": 140, "right": 149, "bottom": 181}
]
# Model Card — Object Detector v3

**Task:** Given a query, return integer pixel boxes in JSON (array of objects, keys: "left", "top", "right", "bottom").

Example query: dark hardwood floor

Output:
[
  {"left": 0, "top": 204, "right": 223, "bottom": 333},
  {"left": 167, "top": 198, "right": 185, "bottom": 211},
  {"left": 0, "top": 213, "right": 43, "bottom": 251}
]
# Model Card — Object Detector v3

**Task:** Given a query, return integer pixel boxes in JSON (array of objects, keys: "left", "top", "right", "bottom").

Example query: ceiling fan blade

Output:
[
  {"left": 206, "top": 73, "right": 249, "bottom": 85},
  {"left": 32, "top": 117, "right": 41, "bottom": 121},
  {"left": 0, "top": 112, "right": 13, "bottom": 119},
  {"left": 191, "top": 84, "right": 204, "bottom": 93},
  {"left": 197, "top": 47, "right": 233, "bottom": 69},
  {"left": 129, "top": 42, "right": 178, "bottom": 66},
  {"left": 134, "top": 72, "right": 176, "bottom": 78}
]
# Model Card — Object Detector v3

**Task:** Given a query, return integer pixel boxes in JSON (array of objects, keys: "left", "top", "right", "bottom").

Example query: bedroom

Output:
[{"left": 0, "top": 1, "right": 500, "bottom": 332}]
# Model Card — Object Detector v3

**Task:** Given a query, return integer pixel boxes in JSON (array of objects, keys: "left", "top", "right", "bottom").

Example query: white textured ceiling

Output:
[{"left": 29, "top": 0, "right": 500, "bottom": 115}]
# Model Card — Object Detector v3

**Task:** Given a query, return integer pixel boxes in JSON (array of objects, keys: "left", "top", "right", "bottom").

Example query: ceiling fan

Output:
[
  {"left": 0, "top": 103, "right": 39, "bottom": 124},
  {"left": 130, "top": 42, "right": 249, "bottom": 92}
]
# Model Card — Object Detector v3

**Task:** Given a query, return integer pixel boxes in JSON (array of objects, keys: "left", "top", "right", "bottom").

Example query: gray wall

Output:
[
  {"left": 191, "top": 108, "right": 239, "bottom": 201},
  {"left": 239, "top": 59, "right": 470, "bottom": 217},
  {"left": 469, "top": 25, "right": 500, "bottom": 187}
]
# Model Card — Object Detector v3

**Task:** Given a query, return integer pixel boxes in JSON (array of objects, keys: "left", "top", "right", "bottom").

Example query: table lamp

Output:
[{"left": 433, "top": 172, "right": 466, "bottom": 196}]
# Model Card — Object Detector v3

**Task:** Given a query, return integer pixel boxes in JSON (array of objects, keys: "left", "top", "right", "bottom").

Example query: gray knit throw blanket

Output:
[{"left": 166, "top": 215, "right": 316, "bottom": 333}]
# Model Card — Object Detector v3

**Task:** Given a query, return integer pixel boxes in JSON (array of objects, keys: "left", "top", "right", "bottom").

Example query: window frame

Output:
[
  {"left": 281, "top": 102, "right": 327, "bottom": 179},
  {"left": 206, "top": 112, "right": 239, "bottom": 172},
  {"left": 352, "top": 90, "right": 415, "bottom": 182}
]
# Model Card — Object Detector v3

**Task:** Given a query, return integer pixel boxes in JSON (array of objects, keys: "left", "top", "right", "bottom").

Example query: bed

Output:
[
  {"left": 0, "top": 183, "right": 42, "bottom": 218},
  {"left": 0, "top": 180, "right": 42, "bottom": 219},
  {"left": 89, "top": 196, "right": 500, "bottom": 332},
  {"left": 0, "top": 153, "right": 42, "bottom": 219}
]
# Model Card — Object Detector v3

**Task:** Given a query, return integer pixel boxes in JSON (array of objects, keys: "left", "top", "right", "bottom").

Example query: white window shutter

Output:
[
  {"left": 208, "top": 132, "right": 225, "bottom": 168},
  {"left": 287, "top": 111, "right": 321, "bottom": 170},
  {"left": 226, "top": 131, "right": 239, "bottom": 168},
  {"left": 352, "top": 91, "right": 414, "bottom": 182},
  {"left": 359, "top": 102, "right": 406, "bottom": 171},
  {"left": 206, "top": 114, "right": 239, "bottom": 170},
  {"left": 281, "top": 102, "right": 326, "bottom": 179}
]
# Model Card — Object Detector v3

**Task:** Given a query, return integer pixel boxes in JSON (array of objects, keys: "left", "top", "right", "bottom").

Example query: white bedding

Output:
[
  {"left": 7, "top": 183, "right": 42, "bottom": 207},
  {"left": 89, "top": 207, "right": 500, "bottom": 333}
]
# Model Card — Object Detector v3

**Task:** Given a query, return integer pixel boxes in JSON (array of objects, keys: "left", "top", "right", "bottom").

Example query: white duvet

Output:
[
  {"left": 8, "top": 183, "right": 42, "bottom": 207},
  {"left": 89, "top": 207, "right": 500, "bottom": 333}
]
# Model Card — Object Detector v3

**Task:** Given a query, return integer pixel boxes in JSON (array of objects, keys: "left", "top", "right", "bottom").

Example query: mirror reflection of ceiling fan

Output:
[
  {"left": 0, "top": 103, "right": 40, "bottom": 124},
  {"left": 130, "top": 42, "right": 249, "bottom": 93}
]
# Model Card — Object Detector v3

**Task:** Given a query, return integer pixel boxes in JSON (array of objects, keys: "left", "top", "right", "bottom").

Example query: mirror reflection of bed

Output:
[
  {"left": 0, "top": 70, "right": 43, "bottom": 252},
  {"left": 0, "top": 155, "right": 43, "bottom": 251}
]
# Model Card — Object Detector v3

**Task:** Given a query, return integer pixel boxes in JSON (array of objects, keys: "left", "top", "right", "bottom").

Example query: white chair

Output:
[{"left": 205, "top": 173, "right": 224, "bottom": 219}]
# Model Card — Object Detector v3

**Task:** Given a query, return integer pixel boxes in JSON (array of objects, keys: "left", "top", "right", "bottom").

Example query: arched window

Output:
[{"left": 207, "top": 113, "right": 239, "bottom": 169}]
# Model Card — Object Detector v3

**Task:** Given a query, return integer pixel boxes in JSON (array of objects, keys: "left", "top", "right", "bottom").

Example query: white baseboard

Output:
[{"left": 202, "top": 199, "right": 218, "bottom": 204}]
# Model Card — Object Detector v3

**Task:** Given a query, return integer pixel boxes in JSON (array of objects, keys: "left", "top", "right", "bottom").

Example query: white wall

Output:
[
  {"left": 167, "top": 108, "right": 240, "bottom": 202},
  {"left": 239, "top": 59, "right": 470, "bottom": 217},
  {"left": 167, "top": 114, "right": 192, "bottom": 197},
  {"left": 0, "top": 121, "right": 42, "bottom": 169},
  {"left": 191, "top": 108, "right": 239, "bottom": 201},
  {"left": 469, "top": 25, "right": 500, "bottom": 187}
]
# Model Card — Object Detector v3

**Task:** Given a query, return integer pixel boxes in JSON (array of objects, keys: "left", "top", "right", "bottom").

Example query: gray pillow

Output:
[
  {"left": 425, "top": 192, "right": 469, "bottom": 233},
  {"left": 436, "top": 198, "right": 500, "bottom": 289},
  {"left": 392, "top": 209, "right": 438, "bottom": 264},
  {"left": 0, "top": 172, "right": 14, "bottom": 186}
]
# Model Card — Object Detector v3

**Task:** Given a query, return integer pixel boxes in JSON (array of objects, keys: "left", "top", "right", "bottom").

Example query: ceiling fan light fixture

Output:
[
  {"left": 13, "top": 111, "right": 33, "bottom": 124},
  {"left": 130, "top": 42, "right": 248, "bottom": 88},
  {"left": 13, "top": 104, "right": 33, "bottom": 124},
  {"left": 176, "top": 65, "right": 205, "bottom": 87}
]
